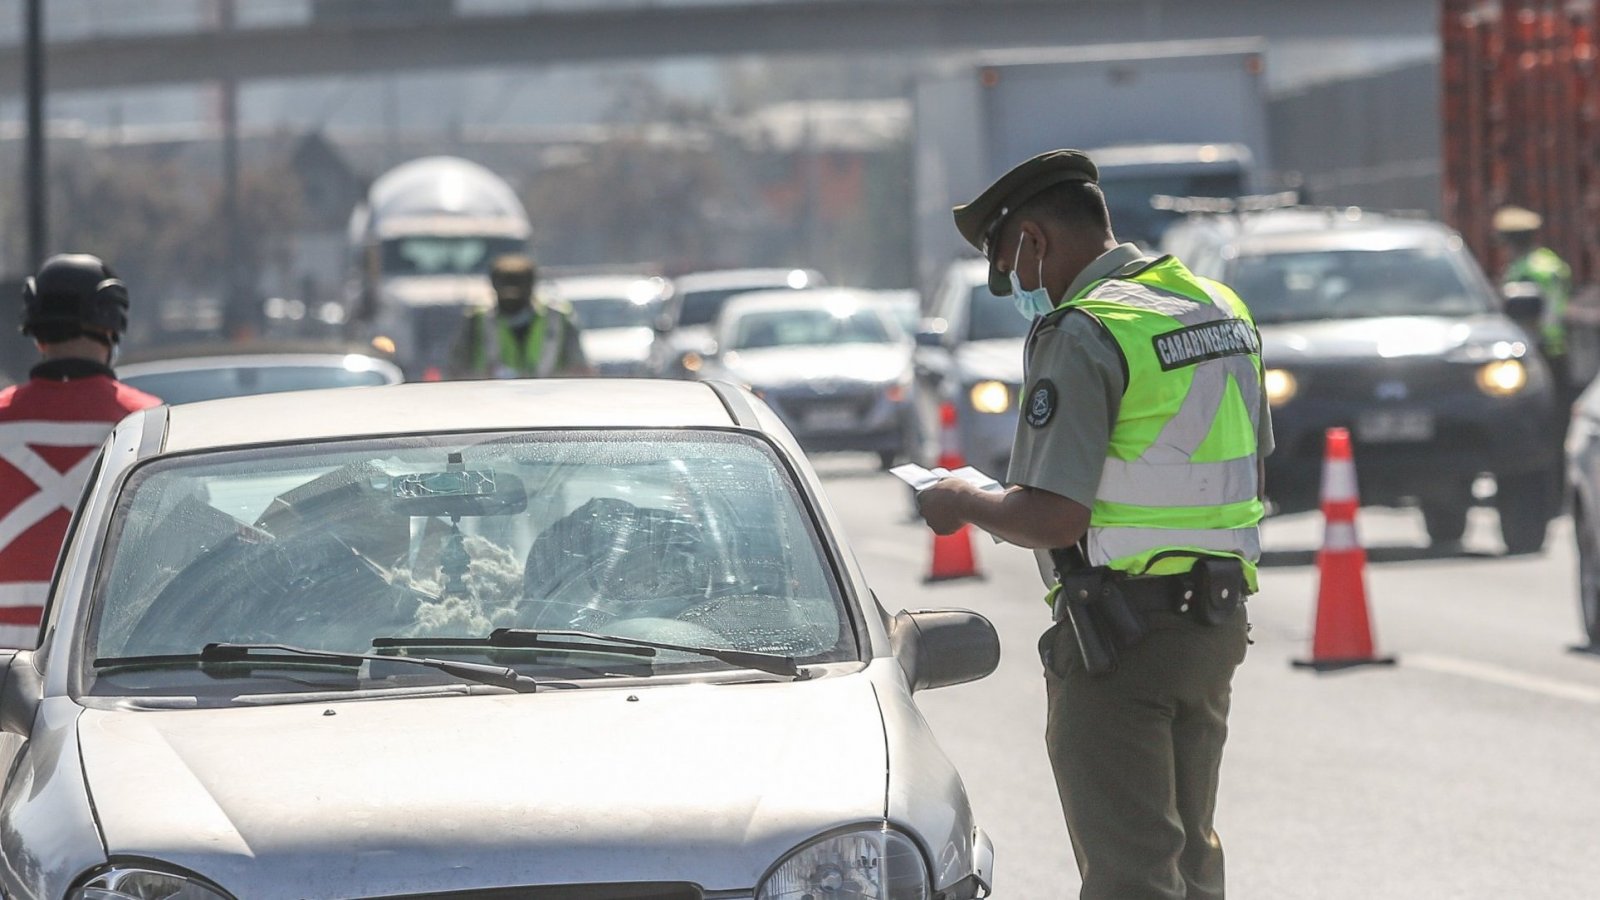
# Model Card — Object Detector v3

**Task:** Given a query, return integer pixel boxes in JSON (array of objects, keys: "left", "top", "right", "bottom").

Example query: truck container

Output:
[
  {"left": 911, "top": 39, "right": 1270, "bottom": 294},
  {"left": 1441, "top": 0, "right": 1600, "bottom": 379}
]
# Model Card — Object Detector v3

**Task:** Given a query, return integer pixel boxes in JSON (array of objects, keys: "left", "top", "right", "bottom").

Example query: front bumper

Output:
[{"left": 759, "top": 383, "right": 913, "bottom": 454}]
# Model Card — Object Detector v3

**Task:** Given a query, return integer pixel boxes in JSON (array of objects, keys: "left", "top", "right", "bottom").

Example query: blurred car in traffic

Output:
[
  {"left": 550, "top": 274, "right": 673, "bottom": 376},
  {"left": 648, "top": 267, "right": 823, "bottom": 378},
  {"left": 1565, "top": 381, "right": 1600, "bottom": 646},
  {"left": 912, "top": 258, "right": 1029, "bottom": 479},
  {"left": 1167, "top": 207, "right": 1562, "bottom": 552},
  {"left": 116, "top": 343, "right": 404, "bottom": 404},
  {"left": 0, "top": 379, "right": 997, "bottom": 900},
  {"left": 704, "top": 289, "right": 919, "bottom": 468}
]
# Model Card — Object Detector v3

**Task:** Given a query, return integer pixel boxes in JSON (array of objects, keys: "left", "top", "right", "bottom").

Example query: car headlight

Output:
[
  {"left": 969, "top": 380, "right": 1011, "bottom": 414},
  {"left": 1477, "top": 358, "right": 1528, "bottom": 397},
  {"left": 74, "top": 867, "right": 233, "bottom": 900},
  {"left": 757, "top": 825, "right": 931, "bottom": 900},
  {"left": 681, "top": 351, "right": 704, "bottom": 373},
  {"left": 1263, "top": 368, "right": 1298, "bottom": 407}
]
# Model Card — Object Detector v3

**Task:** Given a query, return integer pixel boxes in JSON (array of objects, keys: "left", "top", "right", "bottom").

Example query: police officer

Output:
[
  {"left": 0, "top": 254, "right": 161, "bottom": 648},
  {"left": 915, "top": 150, "right": 1272, "bottom": 900},
  {"left": 452, "top": 254, "right": 591, "bottom": 379},
  {"left": 1494, "top": 205, "right": 1573, "bottom": 389}
]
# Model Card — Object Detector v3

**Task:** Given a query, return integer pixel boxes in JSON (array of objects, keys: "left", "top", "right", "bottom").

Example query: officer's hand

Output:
[{"left": 915, "top": 479, "right": 971, "bottom": 535}]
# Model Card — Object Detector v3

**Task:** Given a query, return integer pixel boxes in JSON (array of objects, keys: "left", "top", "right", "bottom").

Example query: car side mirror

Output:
[
  {"left": 1502, "top": 282, "right": 1545, "bottom": 335},
  {"left": 890, "top": 608, "right": 1000, "bottom": 692},
  {"left": 0, "top": 649, "right": 41, "bottom": 738},
  {"left": 653, "top": 313, "right": 675, "bottom": 335}
]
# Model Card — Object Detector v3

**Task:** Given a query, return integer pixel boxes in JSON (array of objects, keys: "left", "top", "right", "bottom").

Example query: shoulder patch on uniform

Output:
[
  {"left": 1151, "top": 318, "right": 1261, "bottom": 371},
  {"left": 1024, "top": 378, "right": 1058, "bottom": 428}
]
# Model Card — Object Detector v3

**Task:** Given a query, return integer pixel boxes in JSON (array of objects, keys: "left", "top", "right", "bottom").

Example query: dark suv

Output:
[{"left": 1165, "top": 208, "right": 1561, "bottom": 552}]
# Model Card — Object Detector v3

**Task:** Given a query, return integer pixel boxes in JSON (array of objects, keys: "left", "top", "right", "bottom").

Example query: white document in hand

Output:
[{"left": 891, "top": 463, "right": 1009, "bottom": 543}]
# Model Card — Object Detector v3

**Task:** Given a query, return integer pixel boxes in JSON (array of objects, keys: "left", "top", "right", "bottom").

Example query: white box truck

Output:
[{"left": 912, "top": 39, "right": 1271, "bottom": 293}]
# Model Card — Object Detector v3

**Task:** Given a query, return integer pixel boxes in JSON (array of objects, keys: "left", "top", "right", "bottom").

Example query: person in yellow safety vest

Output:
[
  {"left": 1494, "top": 205, "right": 1572, "bottom": 371},
  {"left": 451, "top": 254, "right": 592, "bottom": 379},
  {"left": 915, "top": 150, "right": 1272, "bottom": 900}
]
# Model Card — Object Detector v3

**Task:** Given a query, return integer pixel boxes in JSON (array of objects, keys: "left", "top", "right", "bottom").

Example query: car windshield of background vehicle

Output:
[
  {"left": 966, "top": 286, "right": 1034, "bottom": 341},
  {"left": 679, "top": 286, "right": 789, "bottom": 327},
  {"left": 121, "top": 365, "right": 392, "bottom": 405},
  {"left": 381, "top": 236, "right": 527, "bottom": 277},
  {"left": 1230, "top": 247, "right": 1495, "bottom": 324},
  {"left": 730, "top": 308, "right": 891, "bottom": 349},
  {"left": 570, "top": 296, "right": 658, "bottom": 329},
  {"left": 86, "top": 430, "right": 852, "bottom": 698}
]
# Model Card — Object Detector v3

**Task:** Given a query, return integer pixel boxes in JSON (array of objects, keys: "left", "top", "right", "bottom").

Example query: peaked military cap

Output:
[
  {"left": 952, "top": 149, "right": 1100, "bottom": 295},
  {"left": 1493, "top": 205, "right": 1542, "bottom": 234}
]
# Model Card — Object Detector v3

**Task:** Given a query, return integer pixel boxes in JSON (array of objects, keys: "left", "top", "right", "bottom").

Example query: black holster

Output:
[
  {"left": 1053, "top": 564, "right": 1150, "bottom": 677},
  {"left": 1189, "top": 556, "right": 1246, "bottom": 627}
]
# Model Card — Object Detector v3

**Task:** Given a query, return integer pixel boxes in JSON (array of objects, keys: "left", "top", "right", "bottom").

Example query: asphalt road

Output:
[{"left": 812, "top": 455, "right": 1600, "bottom": 899}]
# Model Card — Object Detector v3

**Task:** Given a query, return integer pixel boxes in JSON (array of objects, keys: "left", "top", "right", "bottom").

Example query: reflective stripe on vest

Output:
[{"left": 1057, "top": 256, "right": 1264, "bottom": 583}]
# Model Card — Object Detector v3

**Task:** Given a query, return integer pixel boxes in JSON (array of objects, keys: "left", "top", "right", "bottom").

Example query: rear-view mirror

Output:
[
  {"left": 391, "top": 469, "right": 528, "bottom": 518},
  {"left": 891, "top": 608, "right": 1000, "bottom": 692}
]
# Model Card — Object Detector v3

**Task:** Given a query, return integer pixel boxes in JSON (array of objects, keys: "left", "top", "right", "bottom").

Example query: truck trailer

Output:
[{"left": 911, "top": 39, "right": 1271, "bottom": 294}]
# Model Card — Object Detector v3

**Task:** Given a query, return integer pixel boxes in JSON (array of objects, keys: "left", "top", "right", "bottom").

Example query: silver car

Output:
[{"left": 0, "top": 379, "right": 997, "bottom": 900}]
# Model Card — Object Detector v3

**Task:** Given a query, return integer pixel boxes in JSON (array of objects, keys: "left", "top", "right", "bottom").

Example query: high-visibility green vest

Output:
[
  {"left": 1051, "top": 255, "right": 1266, "bottom": 590},
  {"left": 1503, "top": 247, "right": 1571, "bottom": 354},
  {"left": 468, "top": 311, "right": 552, "bottom": 378}
]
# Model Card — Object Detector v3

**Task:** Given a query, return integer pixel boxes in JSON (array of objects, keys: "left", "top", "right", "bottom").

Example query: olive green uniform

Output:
[{"left": 1008, "top": 244, "right": 1273, "bottom": 900}]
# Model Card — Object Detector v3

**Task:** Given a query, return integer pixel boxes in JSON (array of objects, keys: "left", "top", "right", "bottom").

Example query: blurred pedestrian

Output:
[
  {"left": 451, "top": 254, "right": 591, "bottom": 379},
  {"left": 0, "top": 254, "right": 161, "bottom": 647},
  {"left": 1495, "top": 205, "right": 1572, "bottom": 385},
  {"left": 915, "top": 150, "right": 1270, "bottom": 900}
]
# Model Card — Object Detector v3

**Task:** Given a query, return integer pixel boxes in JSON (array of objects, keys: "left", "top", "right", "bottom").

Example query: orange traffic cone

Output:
[
  {"left": 1293, "top": 427, "right": 1396, "bottom": 671},
  {"left": 925, "top": 400, "right": 983, "bottom": 583}
]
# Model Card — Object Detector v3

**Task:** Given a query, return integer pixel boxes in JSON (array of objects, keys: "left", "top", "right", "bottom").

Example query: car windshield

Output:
[
  {"left": 121, "top": 364, "right": 391, "bottom": 405},
  {"left": 86, "top": 430, "right": 851, "bottom": 698},
  {"left": 381, "top": 236, "right": 526, "bottom": 277},
  {"left": 967, "top": 285, "right": 1032, "bottom": 342},
  {"left": 1101, "top": 168, "right": 1246, "bottom": 247},
  {"left": 679, "top": 286, "right": 794, "bottom": 327},
  {"left": 729, "top": 307, "right": 892, "bottom": 349},
  {"left": 1229, "top": 247, "right": 1495, "bottom": 324},
  {"left": 569, "top": 296, "right": 658, "bottom": 329}
]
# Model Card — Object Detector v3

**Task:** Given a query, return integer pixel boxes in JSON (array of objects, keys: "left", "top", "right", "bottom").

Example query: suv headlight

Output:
[
  {"left": 73, "top": 867, "right": 233, "bottom": 900},
  {"left": 1477, "top": 359, "right": 1528, "bottom": 397},
  {"left": 969, "top": 381, "right": 1011, "bottom": 414},
  {"left": 757, "top": 825, "right": 931, "bottom": 900},
  {"left": 1263, "top": 368, "right": 1298, "bottom": 407}
]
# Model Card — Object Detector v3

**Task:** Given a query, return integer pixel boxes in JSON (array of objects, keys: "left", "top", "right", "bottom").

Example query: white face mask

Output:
[{"left": 1009, "top": 235, "right": 1054, "bottom": 320}]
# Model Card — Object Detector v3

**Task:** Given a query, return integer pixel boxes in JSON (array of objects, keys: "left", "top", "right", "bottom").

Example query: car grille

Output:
[
  {"left": 362, "top": 883, "right": 708, "bottom": 900},
  {"left": 1290, "top": 358, "right": 1474, "bottom": 400}
]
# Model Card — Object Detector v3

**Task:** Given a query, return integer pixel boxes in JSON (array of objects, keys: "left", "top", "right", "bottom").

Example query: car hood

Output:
[
  {"left": 580, "top": 326, "right": 655, "bottom": 364},
  {"left": 721, "top": 344, "right": 910, "bottom": 388},
  {"left": 78, "top": 676, "right": 888, "bottom": 898},
  {"left": 1260, "top": 314, "right": 1527, "bottom": 363},
  {"left": 953, "top": 338, "right": 1026, "bottom": 384},
  {"left": 381, "top": 274, "right": 494, "bottom": 309}
]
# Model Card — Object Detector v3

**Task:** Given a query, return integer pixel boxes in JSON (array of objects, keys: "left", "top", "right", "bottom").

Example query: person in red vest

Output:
[{"left": 0, "top": 254, "right": 160, "bottom": 647}]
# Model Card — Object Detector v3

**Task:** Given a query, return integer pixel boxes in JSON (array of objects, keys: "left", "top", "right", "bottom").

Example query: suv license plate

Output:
[
  {"left": 803, "top": 404, "right": 858, "bottom": 431},
  {"left": 1356, "top": 410, "right": 1435, "bottom": 443}
]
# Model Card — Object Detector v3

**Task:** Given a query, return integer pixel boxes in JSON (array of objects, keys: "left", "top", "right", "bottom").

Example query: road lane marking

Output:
[{"left": 1407, "top": 653, "right": 1600, "bottom": 705}]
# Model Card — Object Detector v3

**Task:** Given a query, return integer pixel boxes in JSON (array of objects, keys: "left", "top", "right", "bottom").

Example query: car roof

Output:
[
  {"left": 547, "top": 274, "right": 670, "bottom": 302},
  {"left": 119, "top": 353, "right": 403, "bottom": 380},
  {"left": 719, "top": 288, "right": 888, "bottom": 320},
  {"left": 1223, "top": 210, "right": 1463, "bottom": 255},
  {"left": 160, "top": 379, "right": 742, "bottom": 453},
  {"left": 673, "top": 268, "right": 822, "bottom": 293}
]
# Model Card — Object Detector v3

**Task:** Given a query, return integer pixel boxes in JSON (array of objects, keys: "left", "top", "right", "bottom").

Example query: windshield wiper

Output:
[
  {"left": 485, "top": 628, "right": 804, "bottom": 679},
  {"left": 93, "top": 643, "right": 545, "bottom": 693}
]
